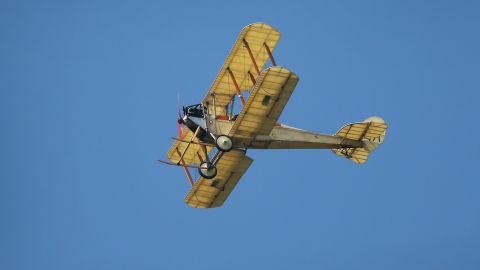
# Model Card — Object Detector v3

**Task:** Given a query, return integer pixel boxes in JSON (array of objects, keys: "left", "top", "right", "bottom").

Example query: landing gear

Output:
[
  {"left": 215, "top": 135, "right": 233, "bottom": 152},
  {"left": 196, "top": 134, "right": 232, "bottom": 179},
  {"left": 198, "top": 162, "right": 217, "bottom": 179}
]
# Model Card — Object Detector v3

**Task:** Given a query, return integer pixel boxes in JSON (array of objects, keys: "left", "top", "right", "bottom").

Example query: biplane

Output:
[{"left": 159, "top": 23, "right": 388, "bottom": 208}]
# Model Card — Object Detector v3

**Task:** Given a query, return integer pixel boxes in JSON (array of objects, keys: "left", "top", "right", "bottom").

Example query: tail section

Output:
[{"left": 332, "top": 116, "right": 388, "bottom": 164}]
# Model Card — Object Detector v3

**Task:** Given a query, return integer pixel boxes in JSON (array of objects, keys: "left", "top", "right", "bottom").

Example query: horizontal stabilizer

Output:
[{"left": 332, "top": 116, "right": 388, "bottom": 164}]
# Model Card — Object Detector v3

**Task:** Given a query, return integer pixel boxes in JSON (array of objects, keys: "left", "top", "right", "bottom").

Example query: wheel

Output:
[
  {"left": 215, "top": 135, "right": 233, "bottom": 152},
  {"left": 198, "top": 162, "right": 217, "bottom": 179}
]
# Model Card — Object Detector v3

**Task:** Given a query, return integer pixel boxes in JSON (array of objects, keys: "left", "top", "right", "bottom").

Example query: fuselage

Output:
[{"left": 182, "top": 112, "right": 362, "bottom": 150}]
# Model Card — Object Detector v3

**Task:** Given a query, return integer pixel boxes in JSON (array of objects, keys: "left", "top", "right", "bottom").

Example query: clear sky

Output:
[{"left": 1, "top": 0, "right": 479, "bottom": 269}]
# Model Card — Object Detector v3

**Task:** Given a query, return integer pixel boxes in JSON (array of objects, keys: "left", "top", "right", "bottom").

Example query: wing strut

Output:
[
  {"left": 176, "top": 126, "right": 202, "bottom": 186},
  {"left": 177, "top": 127, "right": 202, "bottom": 163},
  {"left": 248, "top": 70, "right": 256, "bottom": 85},
  {"left": 226, "top": 67, "right": 246, "bottom": 106},
  {"left": 242, "top": 39, "right": 261, "bottom": 75},
  {"left": 264, "top": 42, "right": 277, "bottom": 66},
  {"left": 196, "top": 152, "right": 204, "bottom": 163},
  {"left": 175, "top": 148, "right": 194, "bottom": 186}
]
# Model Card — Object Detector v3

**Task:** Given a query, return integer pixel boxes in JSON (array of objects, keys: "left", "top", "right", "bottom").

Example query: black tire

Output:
[{"left": 198, "top": 162, "right": 217, "bottom": 179}]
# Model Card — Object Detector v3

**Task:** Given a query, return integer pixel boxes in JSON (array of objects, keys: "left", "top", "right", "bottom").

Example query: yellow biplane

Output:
[{"left": 160, "top": 23, "right": 388, "bottom": 208}]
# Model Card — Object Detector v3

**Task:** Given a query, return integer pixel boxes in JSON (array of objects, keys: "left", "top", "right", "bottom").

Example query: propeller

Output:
[{"left": 177, "top": 94, "right": 185, "bottom": 139}]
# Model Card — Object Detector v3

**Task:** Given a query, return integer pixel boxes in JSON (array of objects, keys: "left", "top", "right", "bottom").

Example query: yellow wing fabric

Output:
[
  {"left": 335, "top": 122, "right": 387, "bottom": 142},
  {"left": 184, "top": 150, "right": 253, "bottom": 208},
  {"left": 203, "top": 23, "right": 281, "bottom": 115},
  {"left": 332, "top": 121, "right": 388, "bottom": 164},
  {"left": 166, "top": 127, "right": 213, "bottom": 164},
  {"left": 228, "top": 66, "right": 299, "bottom": 140}
]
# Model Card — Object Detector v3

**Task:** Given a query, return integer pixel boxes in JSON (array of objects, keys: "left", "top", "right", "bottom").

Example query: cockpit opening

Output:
[{"left": 183, "top": 104, "right": 205, "bottom": 118}]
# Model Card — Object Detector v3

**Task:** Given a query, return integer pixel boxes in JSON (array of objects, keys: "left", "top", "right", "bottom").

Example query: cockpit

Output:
[{"left": 183, "top": 104, "right": 205, "bottom": 118}]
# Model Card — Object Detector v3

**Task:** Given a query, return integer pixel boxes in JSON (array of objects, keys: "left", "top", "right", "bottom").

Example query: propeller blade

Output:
[
  {"left": 177, "top": 94, "right": 182, "bottom": 119},
  {"left": 177, "top": 94, "right": 184, "bottom": 139},
  {"left": 177, "top": 120, "right": 184, "bottom": 139}
]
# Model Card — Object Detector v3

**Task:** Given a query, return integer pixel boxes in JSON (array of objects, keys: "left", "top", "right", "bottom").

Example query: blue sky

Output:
[{"left": 1, "top": 0, "right": 479, "bottom": 269}]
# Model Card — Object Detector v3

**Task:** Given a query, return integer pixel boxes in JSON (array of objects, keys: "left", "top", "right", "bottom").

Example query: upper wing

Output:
[
  {"left": 228, "top": 66, "right": 299, "bottom": 141},
  {"left": 184, "top": 150, "right": 253, "bottom": 208},
  {"left": 202, "top": 23, "right": 281, "bottom": 115},
  {"left": 166, "top": 127, "right": 213, "bottom": 164}
]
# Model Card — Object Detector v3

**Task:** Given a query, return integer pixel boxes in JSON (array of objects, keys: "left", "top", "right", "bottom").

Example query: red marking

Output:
[{"left": 215, "top": 115, "right": 230, "bottom": 120}]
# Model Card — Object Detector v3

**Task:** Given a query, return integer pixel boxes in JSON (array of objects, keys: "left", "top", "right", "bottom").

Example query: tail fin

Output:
[{"left": 332, "top": 116, "right": 388, "bottom": 164}]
